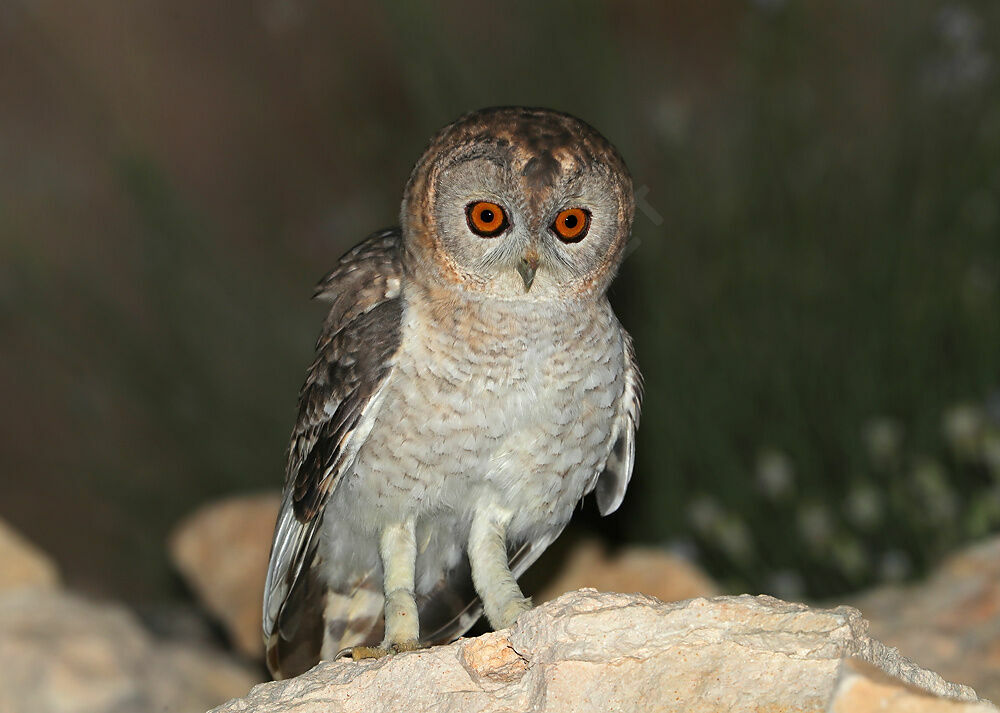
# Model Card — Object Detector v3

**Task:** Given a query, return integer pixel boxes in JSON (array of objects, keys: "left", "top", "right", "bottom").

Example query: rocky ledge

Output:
[{"left": 210, "top": 589, "right": 994, "bottom": 713}]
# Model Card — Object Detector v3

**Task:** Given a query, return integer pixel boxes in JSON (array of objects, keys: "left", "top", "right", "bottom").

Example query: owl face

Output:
[{"left": 401, "top": 107, "right": 635, "bottom": 302}]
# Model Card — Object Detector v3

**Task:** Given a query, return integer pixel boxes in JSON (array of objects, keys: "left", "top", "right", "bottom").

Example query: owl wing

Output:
[
  {"left": 263, "top": 229, "right": 404, "bottom": 661},
  {"left": 592, "top": 329, "right": 643, "bottom": 515}
]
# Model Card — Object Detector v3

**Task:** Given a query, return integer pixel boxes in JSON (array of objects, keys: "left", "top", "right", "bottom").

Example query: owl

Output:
[{"left": 262, "top": 106, "right": 641, "bottom": 679}]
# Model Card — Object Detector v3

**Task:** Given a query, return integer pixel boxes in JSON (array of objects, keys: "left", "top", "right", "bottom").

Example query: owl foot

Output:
[
  {"left": 497, "top": 596, "right": 533, "bottom": 630},
  {"left": 468, "top": 504, "right": 536, "bottom": 631},
  {"left": 349, "top": 639, "right": 421, "bottom": 661}
]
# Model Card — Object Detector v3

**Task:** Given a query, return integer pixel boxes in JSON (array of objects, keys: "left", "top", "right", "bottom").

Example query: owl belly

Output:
[{"left": 320, "top": 296, "right": 625, "bottom": 593}]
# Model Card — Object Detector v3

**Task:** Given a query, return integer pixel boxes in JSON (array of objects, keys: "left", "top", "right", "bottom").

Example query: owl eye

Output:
[
  {"left": 551, "top": 208, "right": 590, "bottom": 243},
  {"left": 465, "top": 201, "right": 509, "bottom": 238}
]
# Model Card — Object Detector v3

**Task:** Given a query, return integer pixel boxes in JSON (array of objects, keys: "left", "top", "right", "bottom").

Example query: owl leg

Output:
[
  {"left": 468, "top": 503, "right": 532, "bottom": 630},
  {"left": 352, "top": 520, "right": 420, "bottom": 660}
]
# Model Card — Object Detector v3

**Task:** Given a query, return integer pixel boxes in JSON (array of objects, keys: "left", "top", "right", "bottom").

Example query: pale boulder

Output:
[
  {"left": 850, "top": 536, "right": 1000, "bottom": 702},
  {"left": 832, "top": 659, "right": 995, "bottom": 713},
  {"left": 0, "top": 518, "right": 60, "bottom": 592},
  {"left": 209, "top": 590, "right": 992, "bottom": 713},
  {"left": 0, "top": 588, "right": 259, "bottom": 713},
  {"left": 536, "top": 538, "right": 717, "bottom": 603},
  {"left": 169, "top": 492, "right": 280, "bottom": 658}
]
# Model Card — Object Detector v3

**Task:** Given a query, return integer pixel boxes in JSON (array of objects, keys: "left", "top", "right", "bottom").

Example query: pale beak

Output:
[{"left": 516, "top": 254, "right": 539, "bottom": 291}]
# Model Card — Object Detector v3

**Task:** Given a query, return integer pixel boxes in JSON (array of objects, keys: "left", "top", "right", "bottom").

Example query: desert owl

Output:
[{"left": 263, "top": 106, "right": 641, "bottom": 679}]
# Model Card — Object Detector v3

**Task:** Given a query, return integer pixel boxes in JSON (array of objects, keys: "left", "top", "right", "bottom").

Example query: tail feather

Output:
[
  {"left": 265, "top": 562, "right": 325, "bottom": 679},
  {"left": 323, "top": 574, "right": 383, "bottom": 658}
]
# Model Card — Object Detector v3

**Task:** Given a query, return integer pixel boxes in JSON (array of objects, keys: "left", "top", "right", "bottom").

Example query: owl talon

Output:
[
  {"left": 349, "top": 639, "right": 421, "bottom": 661},
  {"left": 350, "top": 645, "right": 384, "bottom": 660}
]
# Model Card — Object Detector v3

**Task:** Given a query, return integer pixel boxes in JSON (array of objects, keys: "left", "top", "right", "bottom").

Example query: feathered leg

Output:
[
  {"left": 468, "top": 503, "right": 532, "bottom": 630},
  {"left": 352, "top": 520, "right": 420, "bottom": 659}
]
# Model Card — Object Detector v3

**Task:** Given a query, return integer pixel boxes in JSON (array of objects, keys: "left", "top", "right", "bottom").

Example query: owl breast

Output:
[{"left": 320, "top": 282, "right": 625, "bottom": 592}]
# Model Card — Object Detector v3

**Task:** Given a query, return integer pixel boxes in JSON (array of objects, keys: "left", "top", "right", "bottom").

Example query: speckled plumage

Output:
[{"left": 263, "top": 107, "right": 641, "bottom": 679}]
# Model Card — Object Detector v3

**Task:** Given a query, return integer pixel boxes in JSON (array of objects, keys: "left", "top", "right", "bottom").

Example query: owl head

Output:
[{"left": 400, "top": 107, "right": 634, "bottom": 302}]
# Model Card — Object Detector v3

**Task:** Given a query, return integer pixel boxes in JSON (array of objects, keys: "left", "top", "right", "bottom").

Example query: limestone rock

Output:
[
  {"left": 0, "top": 518, "right": 60, "bottom": 592},
  {"left": 831, "top": 659, "right": 995, "bottom": 713},
  {"left": 169, "top": 492, "right": 280, "bottom": 658},
  {"left": 209, "top": 590, "right": 992, "bottom": 713},
  {"left": 536, "top": 538, "right": 718, "bottom": 603},
  {"left": 849, "top": 536, "right": 1000, "bottom": 704},
  {"left": 0, "top": 588, "right": 260, "bottom": 713}
]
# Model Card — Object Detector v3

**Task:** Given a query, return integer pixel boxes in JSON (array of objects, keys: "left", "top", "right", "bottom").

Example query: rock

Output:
[
  {"left": 536, "top": 538, "right": 717, "bottom": 603},
  {"left": 849, "top": 536, "right": 1000, "bottom": 704},
  {"left": 831, "top": 659, "right": 995, "bottom": 713},
  {"left": 169, "top": 492, "right": 280, "bottom": 658},
  {"left": 0, "top": 588, "right": 260, "bottom": 713},
  {"left": 209, "top": 590, "right": 992, "bottom": 713},
  {"left": 0, "top": 518, "right": 60, "bottom": 592}
]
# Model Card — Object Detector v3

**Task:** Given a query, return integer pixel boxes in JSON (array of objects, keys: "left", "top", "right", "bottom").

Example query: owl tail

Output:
[
  {"left": 323, "top": 576, "right": 385, "bottom": 659},
  {"left": 265, "top": 561, "right": 326, "bottom": 679}
]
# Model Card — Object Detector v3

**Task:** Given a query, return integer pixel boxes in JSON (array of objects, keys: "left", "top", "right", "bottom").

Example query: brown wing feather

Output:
[{"left": 263, "top": 229, "right": 404, "bottom": 678}]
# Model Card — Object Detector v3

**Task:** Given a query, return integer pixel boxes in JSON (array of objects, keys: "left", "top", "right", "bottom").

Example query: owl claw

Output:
[
  {"left": 350, "top": 645, "right": 386, "bottom": 660},
  {"left": 349, "top": 639, "right": 421, "bottom": 661}
]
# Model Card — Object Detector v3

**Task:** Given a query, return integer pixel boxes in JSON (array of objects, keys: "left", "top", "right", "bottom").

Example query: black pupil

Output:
[
  {"left": 480, "top": 209, "right": 494, "bottom": 223},
  {"left": 563, "top": 213, "right": 578, "bottom": 229}
]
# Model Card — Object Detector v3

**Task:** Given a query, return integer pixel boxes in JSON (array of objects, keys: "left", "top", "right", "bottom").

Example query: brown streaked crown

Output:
[{"left": 400, "top": 107, "right": 635, "bottom": 298}]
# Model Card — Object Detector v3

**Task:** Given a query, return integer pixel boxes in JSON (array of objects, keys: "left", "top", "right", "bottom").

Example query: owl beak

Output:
[{"left": 517, "top": 254, "right": 539, "bottom": 291}]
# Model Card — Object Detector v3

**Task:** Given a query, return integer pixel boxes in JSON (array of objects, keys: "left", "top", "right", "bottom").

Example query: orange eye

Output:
[
  {"left": 552, "top": 208, "right": 590, "bottom": 242},
  {"left": 465, "top": 201, "right": 509, "bottom": 237}
]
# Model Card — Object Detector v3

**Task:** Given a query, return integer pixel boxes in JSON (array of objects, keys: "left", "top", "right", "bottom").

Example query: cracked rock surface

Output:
[{"left": 210, "top": 590, "right": 995, "bottom": 713}]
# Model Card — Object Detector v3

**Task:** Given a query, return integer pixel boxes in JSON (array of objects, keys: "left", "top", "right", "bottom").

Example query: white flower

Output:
[
  {"left": 756, "top": 448, "right": 794, "bottom": 500},
  {"left": 938, "top": 4, "right": 981, "bottom": 52},
  {"left": 845, "top": 484, "right": 883, "bottom": 529},
  {"left": 942, "top": 403, "right": 983, "bottom": 459},
  {"left": 863, "top": 417, "right": 903, "bottom": 468},
  {"left": 715, "top": 517, "right": 754, "bottom": 561},
  {"left": 689, "top": 496, "right": 723, "bottom": 534},
  {"left": 911, "top": 456, "right": 958, "bottom": 522},
  {"left": 923, "top": 4, "right": 993, "bottom": 92}
]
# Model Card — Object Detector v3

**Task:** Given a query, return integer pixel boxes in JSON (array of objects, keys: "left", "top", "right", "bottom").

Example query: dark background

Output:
[{"left": 2, "top": 0, "right": 998, "bottom": 609}]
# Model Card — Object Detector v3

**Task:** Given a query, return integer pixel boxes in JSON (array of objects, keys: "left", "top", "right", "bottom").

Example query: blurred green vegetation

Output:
[
  {"left": 0, "top": 0, "right": 998, "bottom": 603},
  {"left": 625, "top": 0, "right": 1000, "bottom": 596}
]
